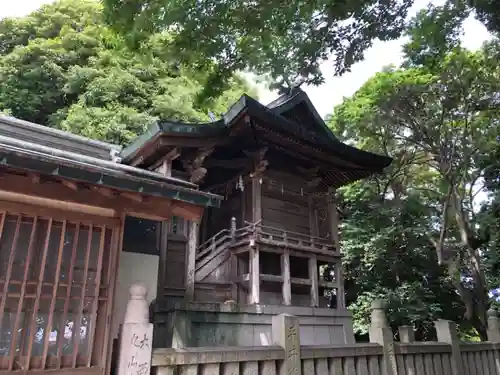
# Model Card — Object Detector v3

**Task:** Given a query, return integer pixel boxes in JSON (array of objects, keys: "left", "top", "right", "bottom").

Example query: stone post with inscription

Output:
[
  {"left": 369, "top": 300, "right": 398, "bottom": 375},
  {"left": 117, "top": 283, "right": 154, "bottom": 375},
  {"left": 272, "top": 314, "right": 302, "bottom": 375}
]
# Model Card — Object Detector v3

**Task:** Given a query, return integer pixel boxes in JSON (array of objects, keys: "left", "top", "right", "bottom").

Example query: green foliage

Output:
[
  {"left": 329, "top": 4, "right": 500, "bottom": 339},
  {"left": 103, "top": 0, "right": 414, "bottom": 96},
  {"left": 0, "top": 0, "right": 254, "bottom": 144}
]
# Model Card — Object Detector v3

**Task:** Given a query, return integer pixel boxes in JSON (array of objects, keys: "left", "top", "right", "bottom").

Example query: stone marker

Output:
[{"left": 117, "top": 283, "right": 154, "bottom": 375}]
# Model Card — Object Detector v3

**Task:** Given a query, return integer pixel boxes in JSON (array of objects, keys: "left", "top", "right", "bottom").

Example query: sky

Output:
[{"left": 1, "top": 0, "right": 494, "bottom": 118}]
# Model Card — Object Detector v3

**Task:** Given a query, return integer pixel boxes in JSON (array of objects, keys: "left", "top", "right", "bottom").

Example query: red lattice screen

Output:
[{"left": 0, "top": 207, "right": 119, "bottom": 373}]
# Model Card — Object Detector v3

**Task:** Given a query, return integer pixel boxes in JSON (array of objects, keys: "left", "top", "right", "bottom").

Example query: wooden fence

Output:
[{"left": 152, "top": 300, "right": 500, "bottom": 375}]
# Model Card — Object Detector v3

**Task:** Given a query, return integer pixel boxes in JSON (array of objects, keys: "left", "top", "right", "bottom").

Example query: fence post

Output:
[
  {"left": 272, "top": 314, "right": 302, "bottom": 375},
  {"left": 369, "top": 300, "right": 398, "bottom": 375},
  {"left": 487, "top": 308, "right": 500, "bottom": 375},
  {"left": 435, "top": 319, "right": 463, "bottom": 375},
  {"left": 488, "top": 308, "right": 500, "bottom": 342},
  {"left": 398, "top": 326, "right": 415, "bottom": 343},
  {"left": 117, "top": 283, "right": 154, "bottom": 375}
]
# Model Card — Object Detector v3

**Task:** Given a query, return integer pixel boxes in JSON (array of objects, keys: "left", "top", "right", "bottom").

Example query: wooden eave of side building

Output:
[
  {"left": 120, "top": 92, "right": 392, "bottom": 190},
  {"left": 0, "top": 120, "right": 223, "bottom": 222}
]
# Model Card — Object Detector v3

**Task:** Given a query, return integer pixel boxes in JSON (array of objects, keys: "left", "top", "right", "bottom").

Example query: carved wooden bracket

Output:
[
  {"left": 183, "top": 147, "right": 214, "bottom": 184},
  {"left": 244, "top": 147, "right": 268, "bottom": 179}
]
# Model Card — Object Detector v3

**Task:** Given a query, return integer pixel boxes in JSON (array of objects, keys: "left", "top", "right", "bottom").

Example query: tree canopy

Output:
[
  {"left": 0, "top": 0, "right": 254, "bottom": 144},
  {"left": 329, "top": 4, "right": 500, "bottom": 340},
  {"left": 102, "top": 0, "right": 500, "bottom": 97}
]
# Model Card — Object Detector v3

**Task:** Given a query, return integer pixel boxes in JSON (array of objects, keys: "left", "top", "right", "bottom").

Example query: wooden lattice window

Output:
[{"left": 0, "top": 209, "right": 119, "bottom": 372}]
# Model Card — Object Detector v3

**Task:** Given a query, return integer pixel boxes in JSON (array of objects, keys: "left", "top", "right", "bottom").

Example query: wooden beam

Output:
[
  {"left": 282, "top": 250, "right": 291, "bottom": 306},
  {"left": 0, "top": 172, "right": 202, "bottom": 222},
  {"left": 151, "top": 147, "right": 181, "bottom": 176},
  {"left": 309, "top": 255, "right": 319, "bottom": 307},
  {"left": 120, "top": 191, "right": 143, "bottom": 203},
  {"left": 91, "top": 186, "right": 114, "bottom": 198},
  {"left": 185, "top": 221, "right": 198, "bottom": 301},
  {"left": 61, "top": 179, "right": 78, "bottom": 191}
]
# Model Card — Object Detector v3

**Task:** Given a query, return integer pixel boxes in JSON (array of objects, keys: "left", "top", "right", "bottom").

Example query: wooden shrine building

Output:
[
  {"left": 0, "top": 116, "right": 222, "bottom": 375},
  {"left": 121, "top": 88, "right": 392, "bottom": 348},
  {"left": 0, "top": 87, "right": 391, "bottom": 374}
]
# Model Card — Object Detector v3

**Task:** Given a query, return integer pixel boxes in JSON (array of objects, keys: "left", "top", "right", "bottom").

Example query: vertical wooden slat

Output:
[
  {"left": 203, "top": 363, "right": 220, "bottom": 375},
  {"left": 72, "top": 224, "right": 93, "bottom": 368},
  {"left": 461, "top": 353, "right": 470, "bottom": 375},
  {"left": 222, "top": 362, "right": 240, "bottom": 375},
  {"left": 94, "top": 228, "right": 117, "bottom": 366},
  {"left": 474, "top": 351, "right": 482, "bottom": 375},
  {"left": 8, "top": 216, "right": 38, "bottom": 370},
  {"left": 184, "top": 364, "right": 198, "bottom": 375},
  {"left": 242, "top": 361, "right": 258, "bottom": 375},
  {"left": 24, "top": 218, "right": 53, "bottom": 370},
  {"left": 357, "top": 356, "right": 369, "bottom": 375},
  {"left": 86, "top": 225, "right": 107, "bottom": 367},
  {"left": 433, "top": 354, "right": 443, "bottom": 375},
  {"left": 406, "top": 354, "right": 416, "bottom": 375},
  {"left": 396, "top": 355, "right": 406, "bottom": 375},
  {"left": 316, "top": 359, "right": 328, "bottom": 375},
  {"left": 0, "top": 214, "right": 22, "bottom": 332},
  {"left": 414, "top": 355, "right": 425, "bottom": 375},
  {"left": 481, "top": 351, "right": 492, "bottom": 375},
  {"left": 41, "top": 220, "right": 67, "bottom": 369},
  {"left": 441, "top": 354, "right": 452, "bottom": 375},
  {"left": 423, "top": 354, "right": 434, "bottom": 375},
  {"left": 343, "top": 357, "right": 355, "bottom": 375},
  {"left": 55, "top": 222, "right": 80, "bottom": 369},
  {"left": 487, "top": 350, "right": 497, "bottom": 375},
  {"left": 303, "top": 359, "right": 315, "bottom": 375},
  {"left": 329, "top": 358, "right": 343, "bottom": 375},
  {"left": 368, "top": 356, "right": 382, "bottom": 375},
  {"left": 105, "top": 218, "right": 125, "bottom": 375}
]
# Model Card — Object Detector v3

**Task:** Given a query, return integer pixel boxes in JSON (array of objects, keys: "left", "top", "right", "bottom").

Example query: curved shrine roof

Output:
[{"left": 120, "top": 88, "right": 392, "bottom": 188}]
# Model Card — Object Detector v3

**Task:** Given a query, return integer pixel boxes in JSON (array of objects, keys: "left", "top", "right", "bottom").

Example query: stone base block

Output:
[{"left": 153, "top": 302, "right": 355, "bottom": 348}]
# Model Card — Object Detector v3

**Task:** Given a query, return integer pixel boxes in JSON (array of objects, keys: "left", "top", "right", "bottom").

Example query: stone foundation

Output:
[{"left": 153, "top": 302, "right": 355, "bottom": 348}]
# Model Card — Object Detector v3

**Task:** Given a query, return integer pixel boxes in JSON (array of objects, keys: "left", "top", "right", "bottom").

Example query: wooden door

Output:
[{"left": 0, "top": 201, "right": 121, "bottom": 375}]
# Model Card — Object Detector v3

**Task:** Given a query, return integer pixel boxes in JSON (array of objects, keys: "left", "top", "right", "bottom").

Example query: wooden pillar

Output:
[
  {"left": 327, "top": 188, "right": 340, "bottom": 249},
  {"left": 250, "top": 245, "right": 260, "bottom": 304},
  {"left": 156, "top": 220, "right": 169, "bottom": 304},
  {"left": 282, "top": 250, "right": 291, "bottom": 305},
  {"left": 229, "top": 217, "right": 238, "bottom": 301},
  {"left": 249, "top": 177, "right": 261, "bottom": 304},
  {"left": 185, "top": 221, "right": 198, "bottom": 301},
  {"left": 328, "top": 188, "right": 345, "bottom": 308},
  {"left": 309, "top": 255, "right": 319, "bottom": 307},
  {"left": 251, "top": 177, "right": 262, "bottom": 223}
]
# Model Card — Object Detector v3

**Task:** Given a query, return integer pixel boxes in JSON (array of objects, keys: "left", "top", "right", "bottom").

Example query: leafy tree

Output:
[
  {"left": 103, "top": 0, "right": 414, "bottom": 96},
  {"left": 0, "top": 0, "right": 254, "bottom": 144},
  {"left": 330, "top": 5, "right": 500, "bottom": 339},
  {"left": 102, "top": 0, "right": 500, "bottom": 97}
]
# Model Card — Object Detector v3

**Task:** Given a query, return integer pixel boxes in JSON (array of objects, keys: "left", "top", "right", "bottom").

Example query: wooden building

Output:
[
  {"left": 120, "top": 88, "right": 392, "bottom": 347},
  {"left": 0, "top": 115, "right": 222, "bottom": 374},
  {"left": 0, "top": 88, "right": 391, "bottom": 373}
]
